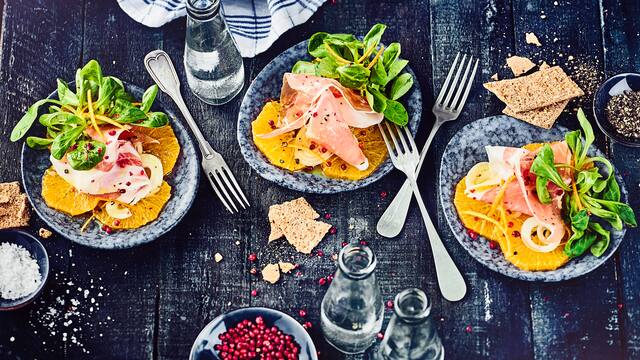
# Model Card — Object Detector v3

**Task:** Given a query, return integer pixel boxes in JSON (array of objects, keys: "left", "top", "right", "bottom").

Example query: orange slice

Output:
[
  {"left": 454, "top": 177, "right": 569, "bottom": 271},
  {"left": 252, "top": 101, "right": 304, "bottom": 172},
  {"left": 93, "top": 181, "right": 171, "bottom": 229},
  {"left": 41, "top": 168, "right": 101, "bottom": 216},
  {"left": 321, "top": 126, "right": 388, "bottom": 181},
  {"left": 133, "top": 125, "right": 180, "bottom": 175}
]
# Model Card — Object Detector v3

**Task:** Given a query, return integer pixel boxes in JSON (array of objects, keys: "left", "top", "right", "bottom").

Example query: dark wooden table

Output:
[{"left": 1, "top": 0, "right": 639, "bottom": 359}]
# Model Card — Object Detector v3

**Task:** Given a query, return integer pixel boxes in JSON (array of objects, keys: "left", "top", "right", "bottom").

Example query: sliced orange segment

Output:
[
  {"left": 321, "top": 126, "right": 388, "bottom": 181},
  {"left": 133, "top": 125, "right": 180, "bottom": 175},
  {"left": 454, "top": 177, "right": 569, "bottom": 271},
  {"left": 93, "top": 181, "right": 171, "bottom": 229},
  {"left": 252, "top": 101, "right": 304, "bottom": 172},
  {"left": 41, "top": 168, "right": 101, "bottom": 216}
]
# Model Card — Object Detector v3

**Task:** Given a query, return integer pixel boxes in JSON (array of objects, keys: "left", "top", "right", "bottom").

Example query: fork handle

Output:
[
  {"left": 376, "top": 118, "right": 444, "bottom": 238},
  {"left": 407, "top": 176, "right": 467, "bottom": 302},
  {"left": 144, "top": 50, "right": 215, "bottom": 158}
]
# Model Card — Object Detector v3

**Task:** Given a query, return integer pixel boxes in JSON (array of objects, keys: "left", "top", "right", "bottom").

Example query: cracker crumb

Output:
[
  {"left": 39, "top": 228, "right": 53, "bottom": 239},
  {"left": 506, "top": 56, "right": 536, "bottom": 77},
  {"left": 262, "top": 264, "right": 280, "bottom": 284},
  {"left": 214, "top": 253, "right": 223, "bottom": 263},
  {"left": 491, "top": 73, "right": 499, "bottom": 81},
  {"left": 525, "top": 32, "right": 542, "bottom": 47},
  {"left": 278, "top": 262, "right": 296, "bottom": 273}
]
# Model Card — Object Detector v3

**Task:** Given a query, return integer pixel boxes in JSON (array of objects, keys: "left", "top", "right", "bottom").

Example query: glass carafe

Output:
[
  {"left": 375, "top": 288, "right": 444, "bottom": 360},
  {"left": 320, "top": 243, "right": 383, "bottom": 354},
  {"left": 184, "top": 0, "right": 244, "bottom": 105}
]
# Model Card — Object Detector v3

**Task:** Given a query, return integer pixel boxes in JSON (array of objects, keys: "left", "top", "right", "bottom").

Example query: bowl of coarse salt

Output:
[{"left": 0, "top": 230, "right": 49, "bottom": 310}]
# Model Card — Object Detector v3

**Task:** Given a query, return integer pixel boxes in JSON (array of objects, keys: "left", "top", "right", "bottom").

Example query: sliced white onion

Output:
[
  {"left": 520, "top": 217, "right": 562, "bottom": 253},
  {"left": 105, "top": 201, "right": 132, "bottom": 219},
  {"left": 141, "top": 154, "right": 163, "bottom": 194}
]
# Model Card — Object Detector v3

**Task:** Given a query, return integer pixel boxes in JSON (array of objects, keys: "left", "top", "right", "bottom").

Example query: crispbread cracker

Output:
[
  {"left": 262, "top": 263, "right": 281, "bottom": 284},
  {"left": 506, "top": 56, "right": 536, "bottom": 76},
  {"left": 0, "top": 193, "right": 30, "bottom": 229},
  {"left": 483, "top": 66, "right": 584, "bottom": 112},
  {"left": 268, "top": 197, "right": 319, "bottom": 242},
  {"left": 278, "top": 262, "right": 296, "bottom": 273},
  {"left": 0, "top": 181, "right": 20, "bottom": 204},
  {"left": 281, "top": 217, "right": 331, "bottom": 254},
  {"left": 503, "top": 99, "right": 569, "bottom": 129}
]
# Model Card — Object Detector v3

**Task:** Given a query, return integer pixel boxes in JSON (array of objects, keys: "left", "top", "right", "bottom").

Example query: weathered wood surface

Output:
[{"left": 0, "top": 0, "right": 639, "bottom": 359}]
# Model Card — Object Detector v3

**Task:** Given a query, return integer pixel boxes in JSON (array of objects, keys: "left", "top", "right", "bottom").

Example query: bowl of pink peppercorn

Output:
[{"left": 190, "top": 307, "right": 318, "bottom": 360}]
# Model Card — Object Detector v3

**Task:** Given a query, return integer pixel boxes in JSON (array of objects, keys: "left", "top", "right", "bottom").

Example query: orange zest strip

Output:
[
  {"left": 357, "top": 43, "right": 377, "bottom": 63},
  {"left": 323, "top": 43, "right": 351, "bottom": 64},
  {"left": 366, "top": 46, "right": 385, "bottom": 70},
  {"left": 87, "top": 90, "right": 103, "bottom": 139}
]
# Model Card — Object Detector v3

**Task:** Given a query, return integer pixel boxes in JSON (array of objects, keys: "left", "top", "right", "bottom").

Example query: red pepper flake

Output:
[
  {"left": 512, "top": 230, "right": 521, "bottom": 238},
  {"left": 464, "top": 325, "right": 473, "bottom": 333},
  {"left": 467, "top": 229, "right": 478, "bottom": 240},
  {"left": 250, "top": 289, "right": 259, "bottom": 297},
  {"left": 329, "top": 227, "right": 337, "bottom": 235},
  {"left": 507, "top": 221, "right": 514, "bottom": 228},
  {"left": 298, "top": 309, "right": 307, "bottom": 317},
  {"left": 380, "top": 191, "right": 388, "bottom": 199},
  {"left": 318, "top": 277, "right": 327, "bottom": 286},
  {"left": 247, "top": 253, "right": 257, "bottom": 262}
]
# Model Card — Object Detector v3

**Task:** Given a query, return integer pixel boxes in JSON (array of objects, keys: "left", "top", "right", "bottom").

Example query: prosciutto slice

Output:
[
  {"left": 258, "top": 73, "right": 384, "bottom": 169},
  {"left": 50, "top": 126, "right": 153, "bottom": 205}
]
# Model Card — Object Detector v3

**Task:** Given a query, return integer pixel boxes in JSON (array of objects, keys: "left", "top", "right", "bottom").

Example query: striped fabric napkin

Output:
[{"left": 117, "top": 0, "right": 327, "bottom": 58}]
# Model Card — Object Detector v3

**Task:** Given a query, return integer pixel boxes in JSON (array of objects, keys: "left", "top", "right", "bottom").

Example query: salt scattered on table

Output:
[{"left": 0, "top": 242, "right": 41, "bottom": 300}]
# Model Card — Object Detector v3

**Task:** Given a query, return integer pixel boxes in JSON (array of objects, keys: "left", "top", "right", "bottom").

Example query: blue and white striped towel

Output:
[{"left": 117, "top": 0, "right": 327, "bottom": 58}]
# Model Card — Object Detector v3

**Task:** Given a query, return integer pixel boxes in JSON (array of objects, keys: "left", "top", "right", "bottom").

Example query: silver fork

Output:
[
  {"left": 379, "top": 121, "right": 466, "bottom": 302},
  {"left": 377, "top": 53, "right": 478, "bottom": 238},
  {"left": 144, "top": 50, "right": 249, "bottom": 213}
]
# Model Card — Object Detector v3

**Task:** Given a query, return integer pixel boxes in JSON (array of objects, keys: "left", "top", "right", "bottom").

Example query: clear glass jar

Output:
[
  {"left": 184, "top": 0, "right": 244, "bottom": 105},
  {"left": 374, "top": 288, "right": 444, "bottom": 360},
  {"left": 320, "top": 243, "right": 383, "bottom": 354}
]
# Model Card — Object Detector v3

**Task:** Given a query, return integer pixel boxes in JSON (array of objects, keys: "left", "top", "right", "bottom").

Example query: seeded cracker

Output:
[
  {"left": 483, "top": 66, "right": 584, "bottom": 112},
  {"left": 262, "top": 263, "right": 281, "bottom": 284},
  {"left": 278, "top": 262, "right": 296, "bottom": 273},
  {"left": 0, "top": 182, "right": 30, "bottom": 229},
  {"left": 281, "top": 218, "right": 331, "bottom": 254},
  {"left": 503, "top": 100, "right": 569, "bottom": 129},
  {"left": 506, "top": 56, "right": 536, "bottom": 76},
  {"left": 268, "top": 198, "right": 319, "bottom": 242}
]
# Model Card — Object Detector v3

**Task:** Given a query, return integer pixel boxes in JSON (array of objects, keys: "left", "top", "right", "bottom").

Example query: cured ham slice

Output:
[
  {"left": 50, "top": 127, "right": 153, "bottom": 205},
  {"left": 258, "top": 73, "right": 384, "bottom": 169},
  {"left": 466, "top": 142, "right": 572, "bottom": 252}
]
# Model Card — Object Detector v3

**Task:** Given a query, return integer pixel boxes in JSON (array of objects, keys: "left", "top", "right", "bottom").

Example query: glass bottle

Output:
[
  {"left": 184, "top": 0, "right": 244, "bottom": 105},
  {"left": 374, "top": 288, "right": 444, "bottom": 360},
  {"left": 320, "top": 243, "right": 383, "bottom": 354}
]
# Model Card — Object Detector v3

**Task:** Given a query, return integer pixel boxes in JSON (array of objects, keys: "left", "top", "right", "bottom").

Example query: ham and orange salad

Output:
[
  {"left": 10, "top": 60, "right": 179, "bottom": 233},
  {"left": 252, "top": 24, "right": 414, "bottom": 181},
  {"left": 454, "top": 110, "right": 636, "bottom": 271}
]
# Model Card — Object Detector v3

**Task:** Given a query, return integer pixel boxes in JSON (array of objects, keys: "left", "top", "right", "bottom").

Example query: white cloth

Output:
[{"left": 117, "top": 0, "right": 327, "bottom": 58}]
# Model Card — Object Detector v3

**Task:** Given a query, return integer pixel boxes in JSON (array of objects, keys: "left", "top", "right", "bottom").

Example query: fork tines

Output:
[
  {"left": 205, "top": 162, "right": 250, "bottom": 214},
  {"left": 433, "top": 53, "right": 479, "bottom": 114},
  {"left": 378, "top": 122, "right": 420, "bottom": 176}
]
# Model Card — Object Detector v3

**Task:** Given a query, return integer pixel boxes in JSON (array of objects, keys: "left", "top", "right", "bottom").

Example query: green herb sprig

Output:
[
  {"left": 530, "top": 108, "right": 636, "bottom": 258},
  {"left": 291, "top": 24, "right": 413, "bottom": 126},
  {"left": 10, "top": 60, "right": 168, "bottom": 171}
]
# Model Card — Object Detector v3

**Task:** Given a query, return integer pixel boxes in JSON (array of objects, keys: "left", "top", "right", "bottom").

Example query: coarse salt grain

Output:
[{"left": 0, "top": 242, "right": 41, "bottom": 300}]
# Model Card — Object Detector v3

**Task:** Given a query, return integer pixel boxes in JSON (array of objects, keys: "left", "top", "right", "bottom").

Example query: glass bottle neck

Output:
[
  {"left": 393, "top": 288, "right": 431, "bottom": 324},
  {"left": 186, "top": 0, "right": 220, "bottom": 21},
  {"left": 338, "top": 243, "right": 377, "bottom": 280}
]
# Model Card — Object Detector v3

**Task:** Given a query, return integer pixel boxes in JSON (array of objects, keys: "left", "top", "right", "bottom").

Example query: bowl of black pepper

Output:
[{"left": 593, "top": 73, "right": 640, "bottom": 147}]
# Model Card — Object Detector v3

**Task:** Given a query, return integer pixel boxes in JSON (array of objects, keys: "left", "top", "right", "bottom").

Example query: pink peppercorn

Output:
[
  {"left": 248, "top": 253, "right": 257, "bottom": 262},
  {"left": 250, "top": 289, "right": 258, "bottom": 297},
  {"left": 298, "top": 309, "right": 307, "bottom": 317},
  {"left": 329, "top": 227, "right": 337, "bottom": 235}
]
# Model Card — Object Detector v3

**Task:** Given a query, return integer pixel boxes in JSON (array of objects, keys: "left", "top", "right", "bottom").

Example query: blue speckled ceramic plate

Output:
[
  {"left": 21, "top": 83, "right": 200, "bottom": 249},
  {"left": 237, "top": 40, "right": 422, "bottom": 193},
  {"left": 439, "top": 116, "right": 628, "bottom": 282}
]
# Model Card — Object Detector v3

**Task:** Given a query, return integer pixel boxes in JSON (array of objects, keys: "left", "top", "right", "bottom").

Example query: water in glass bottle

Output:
[
  {"left": 320, "top": 243, "right": 383, "bottom": 354},
  {"left": 184, "top": 0, "right": 244, "bottom": 105},
  {"left": 374, "top": 288, "right": 444, "bottom": 360}
]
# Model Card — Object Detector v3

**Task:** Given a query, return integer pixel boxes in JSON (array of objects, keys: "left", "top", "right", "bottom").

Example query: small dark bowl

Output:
[
  {"left": 190, "top": 307, "right": 318, "bottom": 360},
  {"left": 0, "top": 230, "right": 49, "bottom": 311},
  {"left": 593, "top": 72, "right": 640, "bottom": 147}
]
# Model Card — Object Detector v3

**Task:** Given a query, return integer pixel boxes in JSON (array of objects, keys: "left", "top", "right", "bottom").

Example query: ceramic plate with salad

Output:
[
  {"left": 14, "top": 60, "right": 199, "bottom": 249},
  {"left": 237, "top": 24, "right": 422, "bottom": 193},
  {"left": 440, "top": 111, "right": 636, "bottom": 281}
]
